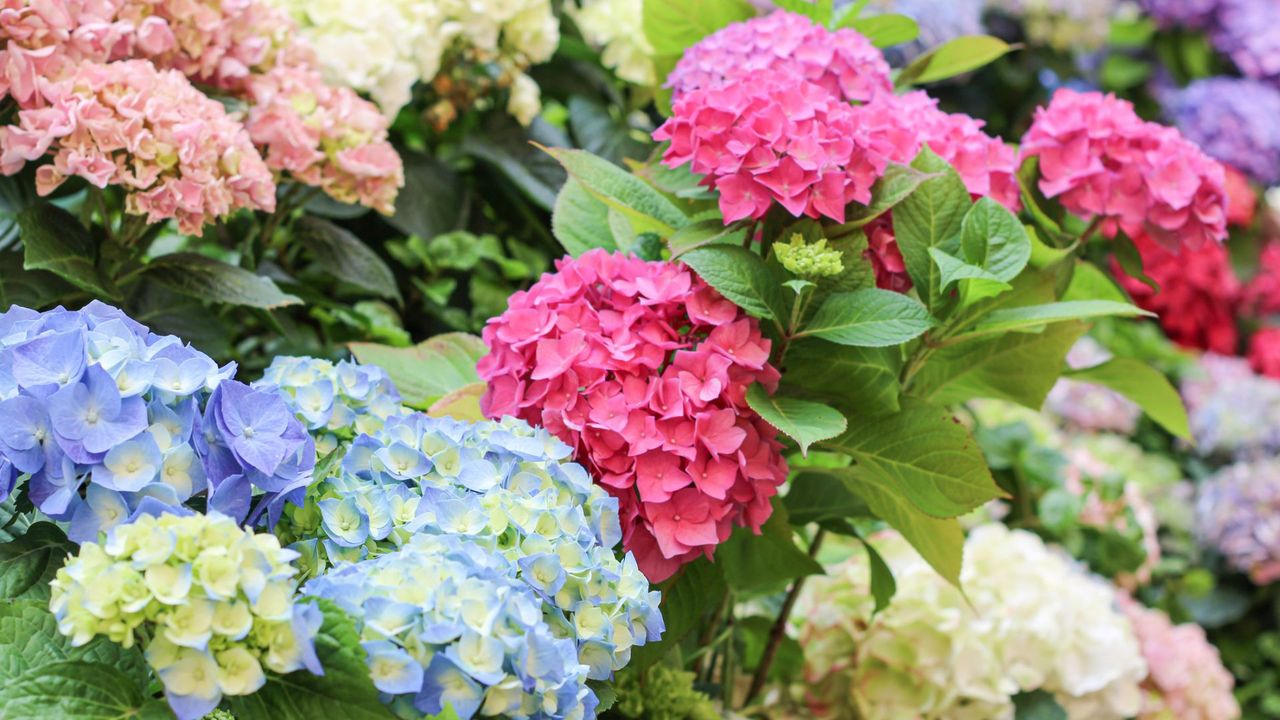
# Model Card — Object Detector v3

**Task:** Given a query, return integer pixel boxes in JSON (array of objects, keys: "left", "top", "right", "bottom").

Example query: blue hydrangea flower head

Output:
[
  {"left": 287, "top": 411, "right": 663, "bottom": 718},
  {"left": 1161, "top": 76, "right": 1280, "bottom": 185},
  {"left": 0, "top": 303, "right": 312, "bottom": 541},
  {"left": 254, "top": 355, "right": 403, "bottom": 456}
]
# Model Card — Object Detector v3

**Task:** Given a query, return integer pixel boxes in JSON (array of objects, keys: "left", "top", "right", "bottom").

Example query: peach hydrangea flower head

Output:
[
  {"left": 477, "top": 249, "right": 788, "bottom": 582},
  {"left": 1020, "top": 89, "right": 1228, "bottom": 251},
  {"left": 0, "top": 59, "right": 276, "bottom": 235},
  {"left": 664, "top": 11, "right": 891, "bottom": 103}
]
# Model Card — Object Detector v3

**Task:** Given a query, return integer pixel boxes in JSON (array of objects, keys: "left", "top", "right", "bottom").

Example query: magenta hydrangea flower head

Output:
[
  {"left": 1020, "top": 89, "right": 1228, "bottom": 251},
  {"left": 654, "top": 70, "right": 899, "bottom": 224},
  {"left": 664, "top": 11, "right": 891, "bottom": 103},
  {"left": 0, "top": 59, "right": 276, "bottom": 235},
  {"left": 477, "top": 250, "right": 788, "bottom": 582},
  {"left": 1117, "top": 594, "right": 1241, "bottom": 720}
]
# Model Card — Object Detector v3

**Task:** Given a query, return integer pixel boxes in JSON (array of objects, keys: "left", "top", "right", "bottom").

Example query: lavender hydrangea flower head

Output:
[
  {"left": 0, "top": 302, "right": 312, "bottom": 541},
  {"left": 1161, "top": 77, "right": 1280, "bottom": 185},
  {"left": 1196, "top": 459, "right": 1280, "bottom": 584},
  {"left": 1182, "top": 354, "right": 1280, "bottom": 460},
  {"left": 1138, "top": 0, "right": 1219, "bottom": 29},
  {"left": 1211, "top": 0, "right": 1280, "bottom": 82},
  {"left": 866, "top": 0, "right": 985, "bottom": 64},
  {"left": 253, "top": 355, "right": 403, "bottom": 456}
]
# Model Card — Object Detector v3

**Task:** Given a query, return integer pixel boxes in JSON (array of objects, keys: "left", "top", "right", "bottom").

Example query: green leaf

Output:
[
  {"left": 969, "top": 300, "right": 1152, "bottom": 335},
  {"left": 960, "top": 197, "right": 1031, "bottom": 282},
  {"left": 845, "top": 13, "right": 919, "bottom": 48},
  {"left": 426, "top": 382, "right": 487, "bottom": 423},
  {"left": 387, "top": 150, "right": 464, "bottom": 240},
  {"left": 745, "top": 385, "right": 846, "bottom": 456},
  {"left": 0, "top": 250, "right": 76, "bottom": 309},
  {"left": 348, "top": 333, "right": 485, "bottom": 409},
  {"left": 142, "top": 253, "right": 301, "bottom": 309},
  {"left": 460, "top": 116, "right": 566, "bottom": 211},
  {"left": 229, "top": 600, "right": 396, "bottom": 720},
  {"left": 1013, "top": 690, "right": 1068, "bottom": 720},
  {"left": 860, "top": 537, "right": 897, "bottom": 614},
  {"left": 0, "top": 523, "right": 73, "bottom": 602},
  {"left": 629, "top": 560, "right": 726, "bottom": 671},
  {"left": 800, "top": 289, "right": 934, "bottom": 347},
  {"left": 1112, "top": 230, "right": 1158, "bottom": 293},
  {"left": 642, "top": 0, "right": 755, "bottom": 56},
  {"left": 768, "top": 0, "right": 827, "bottom": 23},
  {"left": 668, "top": 220, "right": 747, "bottom": 257},
  {"left": 1062, "top": 261, "right": 1128, "bottom": 303},
  {"left": 834, "top": 163, "right": 933, "bottom": 230},
  {"left": 545, "top": 148, "right": 688, "bottom": 237},
  {"left": 783, "top": 470, "right": 870, "bottom": 526},
  {"left": 899, "top": 35, "right": 1014, "bottom": 85},
  {"left": 295, "top": 216, "right": 401, "bottom": 302},
  {"left": 1066, "top": 358, "right": 1191, "bottom": 439},
  {"left": 782, "top": 341, "right": 901, "bottom": 415},
  {"left": 909, "top": 321, "right": 1087, "bottom": 408},
  {"left": 893, "top": 148, "right": 972, "bottom": 308},
  {"left": 929, "top": 248, "right": 1011, "bottom": 304},
  {"left": 17, "top": 203, "right": 116, "bottom": 299},
  {"left": 825, "top": 399, "right": 1002, "bottom": 518},
  {"left": 808, "top": 466, "right": 966, "bottom": 586},
  {"left": 680, "top": 245, "right": 783, "bottom": 319},
  {"left": 552, "top": 178, "right": 619, "bottom": 256},
  {"left": 716, "top": 502, "right": 823, "bottom": 595},
  {"left": 0, "top": 600, "right": 147, "bottom": 685},
  {"left": 0, "top": 661, "right": 168, "bottom": 720},
  {"left": 1027, "top": 227, "right": 1074, "bottom": 270},
  {"left": 567, "top": 96, "right": 647, "bottom": 166}
]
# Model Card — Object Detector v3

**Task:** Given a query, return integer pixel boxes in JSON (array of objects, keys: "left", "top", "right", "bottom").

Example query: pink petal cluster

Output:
[
  {"left": 245, "top": 63, "right": 403, "bottom": 214},
  {"left": 862, "top": 90, "right": 1021, "bottom": 211},
  {"left": 1118, "top": 594, "right": 1241, "bottom": 720},
  {"left": 1114, "top": 232, "right": 1240, "bottom": 354},
  {"left": 0, "top": 59, "right": 275, "bottom": 235},
  {"left": 1249, "top": 327, "right": 1280, "bottom": 380},
  {"left": 664, "top": 11, "right": 891, "bottom": 103},
  {"left": 1243, "top": 242, "right": 1280, "bottom": 317},
  {"left": 865, "top": 217, "right": 912, "bottom": 292},
  {"left": 1021, "top": 89, "right": 1228, "bottom": 251},
  {"left": 0, "top": 0, "right": 402, "bottom": 216},
  {"left": 477, "top": 249, "right": 788, "bottom": 582},
  {"left": 654, "top": 71, "right": 895, "bottom": 223}
]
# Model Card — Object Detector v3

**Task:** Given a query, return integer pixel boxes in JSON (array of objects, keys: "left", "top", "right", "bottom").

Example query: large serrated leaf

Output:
[
  {"left": 0, "top": 522, "right": 74, "bottom": 602},
  {"left": 387, "top": 150, "right": 465, "bottom": 240},
  {"left": 799, "top": 288, "right": 935, "bottom": 347},
  {"left": 824, "top": 400, "right": 1003, "bottom": 518},
  {"left": 680, "top": 245, "right": 784, "bottom": 320},
  {"left": 17, "top": 203, "right": 116, "bottom": 299},
  {"left": 1066, "top": 358, "right": 1190, "bottom": 439},
  {"left": 348, "top": 333, "right": 485, "bottom": 409},
  {"left": 782, "top": 341, "right": 902, "bottom": 416},
  {"left": 715, "top": 501, "right": 823, "bottom": 595},
  {"left": 545, "top": 148, "right": 688, "bottom": 236},
  {"left": 552, "top": 178, "right": 619, "bottom": 257},
  {"left": 642, "top": 0, "right": 755, "bottom": 56},
  {"left": 745, "top": 385, "right": 846, "bottom": 455},
  {"left": 628, "top": 560, "right": 725, "bottom": 672},
  {"left": 141, "top": 253, "right": 301, "bottom": 309},
  {"left": 893, "top": 149, "right": 972, "bottom": 309},
  {"left": 0, "top": 660, "right": 168, "bottom": 720},
  {"left": 0, "top": 600, "right": 147, "bottom": 685},
  {"left": 295, "top": 216, "right": 400, "bottom": 302}
]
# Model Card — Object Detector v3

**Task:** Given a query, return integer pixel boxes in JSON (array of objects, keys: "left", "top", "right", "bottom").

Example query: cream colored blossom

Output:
[{"left": 570, "top": 0, "right": 656, "bottom": 85}]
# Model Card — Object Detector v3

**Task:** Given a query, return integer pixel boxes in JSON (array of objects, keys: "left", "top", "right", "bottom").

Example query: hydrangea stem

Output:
[{"left": 743, "top": 528, "right": 826, "bottom": 706}]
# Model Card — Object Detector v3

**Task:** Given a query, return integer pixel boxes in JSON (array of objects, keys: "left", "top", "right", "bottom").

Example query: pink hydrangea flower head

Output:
[
  {"left": 654, "top": 70, "right": 897, "bottom": 224},
  {"left": 477, "top": 249, "right": 788, "bottom": 582},
  {"left": 1113, "top": 231, "right": 1240, "bottom": 354},
  {"left": 861, "top": 91, "right": 1020, "bottom": 211},
  {"left": 0, "top": 59, "right": 276, "bottom": 235},
  {"left": 1119, "top": 595, "right": 1241, "bottom": 720},
  {"left": 1249, "top": 327, "right": 1280, "bottom": 380},
  {"left": 1243, "top": 242, "right": 1280, "bottom": 317},
  {"left": 1021, "top": 89, "right": 1228, "bottom": 251},
  {"left": 245, "top": 63, "right": 403, "bottom": 213},
  {"left": 665, "top": 11, "right": 891, "bottom": 103}
]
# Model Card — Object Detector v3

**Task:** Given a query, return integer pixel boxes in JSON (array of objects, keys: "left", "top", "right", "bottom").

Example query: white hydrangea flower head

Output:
[
  {"left": 569, "top": 0, "right": 656, "bottom": 85},
  {"left": 269, "top": 0, "right": 558, "bottom": 122},
  {"left": 796, "top": 525, "right": 1147, "bottom": 719}
]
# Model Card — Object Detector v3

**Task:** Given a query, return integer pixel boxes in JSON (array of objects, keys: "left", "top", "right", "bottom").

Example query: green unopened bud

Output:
[{"left": 774, "top": 233, "right": 845, "bottom": 278}]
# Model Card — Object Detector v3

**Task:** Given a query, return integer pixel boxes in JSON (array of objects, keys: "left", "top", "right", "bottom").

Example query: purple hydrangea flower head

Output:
[
  {"left": 1139, "top": 0, "right": 1220, "bottom": 29},
  {"left": 1197, "top": 459, "right": 1280, "bottom": 584},
  {"left": 0, "top": 302, "right": 310, "bottom": 543},
  {"left": 1161, "top": 76, "right": 1280, "bottom": 185},
  {"left": 1182, "top": 354, "right": 1280, "bottom": 460},
  {"left": 1211, "top": 0, "right": 1280, "bottom": 82}
]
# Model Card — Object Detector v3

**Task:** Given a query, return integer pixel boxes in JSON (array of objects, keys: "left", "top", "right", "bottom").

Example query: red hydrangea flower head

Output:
[
  {"left": 654, "top": 70, "right": 897, "bottom": 224},
  {"left": 1224, "top": 164, "right": 1258, "bottom": 228},
  {"left": 1114, "top": 232, "right": 1240, "bottom": 354},
  {"left": 665, "top": 11, "right": 891, "bottom": 103},
  {"left": 1021, "top": 89, "right": 1228, "bottom": 251},
  {"left": 1250, "top": 327, "right": 1280, "bottom": 379},
  {"left": 477, "top": 249, "right": 788, "bottom": 582},
  {"left": 1244, "top": 242, "right": 1280, "bottom": 317}
]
